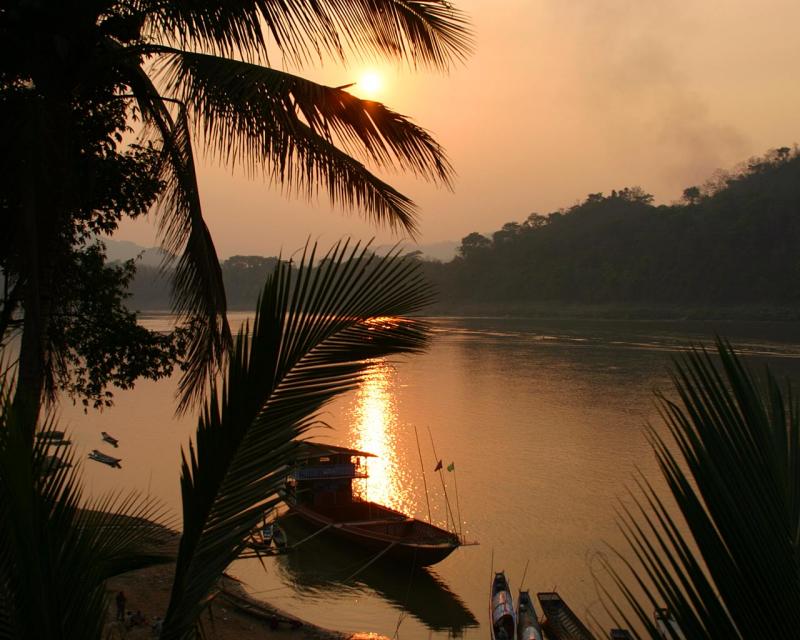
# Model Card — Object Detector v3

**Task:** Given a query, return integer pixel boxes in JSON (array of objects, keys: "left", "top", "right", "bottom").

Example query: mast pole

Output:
[
  {"left": 427, "top": 426, "right": 457, "bottom": 533},
  {"left": 413, "top": 424, "right": 433, "bottom": 524}
]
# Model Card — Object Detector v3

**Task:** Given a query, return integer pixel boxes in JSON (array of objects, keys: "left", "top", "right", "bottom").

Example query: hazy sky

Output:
[{"left": 117, "top": 0, "right": 800, "bottom": 258}]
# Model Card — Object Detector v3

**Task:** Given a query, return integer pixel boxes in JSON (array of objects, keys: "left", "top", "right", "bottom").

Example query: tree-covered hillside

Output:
[
  {"left": 126, "top": 147, "right": 800, "bottom": 317},
  {"left": 421, "top": 146, "right": 800, "bottom": 315}
]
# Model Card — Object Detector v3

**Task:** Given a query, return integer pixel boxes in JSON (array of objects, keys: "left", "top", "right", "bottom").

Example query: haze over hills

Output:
[{"left": 124, "top": 146, "right": 800, "bottom": 318}]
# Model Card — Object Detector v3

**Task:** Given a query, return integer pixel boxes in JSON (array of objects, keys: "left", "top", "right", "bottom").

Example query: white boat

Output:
[
  {"left": 491, "top": 571, "right": 516, "bottom": 640},
  {"left": 517, "top": 590, "right": 544, "bottom": 640},
  {"left": 101, "top": 431, "right": 119, "bottom": 447},
  {"left": 88, "top": 449, "right": 122, "bottom": 468}
]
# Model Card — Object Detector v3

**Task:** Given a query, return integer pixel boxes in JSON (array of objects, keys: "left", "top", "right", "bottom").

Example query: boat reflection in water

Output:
[{"left": 275, "top": 516, "right": 478, "bottom": 635}]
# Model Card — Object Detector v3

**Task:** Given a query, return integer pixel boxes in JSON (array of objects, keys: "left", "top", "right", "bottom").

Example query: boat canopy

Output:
[{"left": 295, "top": 442, "right": 376, "bottom": 461}]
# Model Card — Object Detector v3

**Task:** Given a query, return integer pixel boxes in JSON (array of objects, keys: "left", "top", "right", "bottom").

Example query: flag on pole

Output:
[
  {"left": 434, "top": 460, "right": 443, "bottom": 472},
  {"left": 447, "top": 462, "right": 455, "bottom": 472}
]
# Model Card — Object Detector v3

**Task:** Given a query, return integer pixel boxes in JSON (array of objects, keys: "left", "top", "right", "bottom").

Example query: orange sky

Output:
[{"left": 118, "top": 0, "right": 800, "bottom": 258}]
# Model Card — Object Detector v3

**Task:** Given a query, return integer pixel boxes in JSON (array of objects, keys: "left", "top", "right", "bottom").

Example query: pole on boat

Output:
[
  {"left": 451, "top": 462, "right": 463, "bottom": 541},
  {"left": 520, "top": 558, "right": 530, "bottom": 590},
  {"left": 413, "top": 424, "right": 433, "bottom": 524},
  {"left": 427, "top": 426, "right": 457, "bottom": 533}
]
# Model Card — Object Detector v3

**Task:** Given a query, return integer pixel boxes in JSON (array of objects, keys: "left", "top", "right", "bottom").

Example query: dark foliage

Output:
[{"left": 425, "top": 148, "right": 800, "bottom": 311}]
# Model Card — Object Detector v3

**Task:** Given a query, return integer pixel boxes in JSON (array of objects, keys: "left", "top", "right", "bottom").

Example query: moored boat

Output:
[
  {"left": 88, "top": 449, "right": 122, "bottom": 468},
  {"left": 536, "top": 591, "right": 593, "bottom": 640},
  {"left": 101, "top": 431, "right": 119, "bottom": 447},
  {"left": 517, "top": 590, "right": 544, "bottom": 640},
  {"left": 283, "top": 443, "right": 462, "bottom": 567},
  {"left": 491, "top": 571, "right": 516, "bottom": 640}
]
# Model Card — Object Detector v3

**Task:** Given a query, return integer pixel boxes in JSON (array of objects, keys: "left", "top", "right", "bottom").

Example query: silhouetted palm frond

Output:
[
  {"left": 142, "top": 0, "right": 472, "bottom": 68},
  {"left": 0, "top": 365, "right": 174, "bottom": 640},
  {"left": 161, "top": 241, "right": 433, "bottom": 637},
  {"left": 599, "top": 339, "right": 800, "bottom": 639},
  {"left": 125, "top": 64, "right": 231, "bottom": 412}
]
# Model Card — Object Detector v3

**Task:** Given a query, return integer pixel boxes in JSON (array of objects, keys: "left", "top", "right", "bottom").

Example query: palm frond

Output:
[
  {"left": 602, "top": 339, "right": 800, "bottom": 638},
  {"left": 161, "top": 241, "right": 433, "bottom": 638},
  {"left": 0, "top": 363, "right": 174, "bottom": 640},
  {"left": 124, "top": 63, "right": 231, "bottom": 412},
  {"left": 160, "top": 51, "right": 453, "bottom": 185},
  {"left": 140, "top": 0, "right": 472, "bottom": 69},
  {"left": 155, "top": 50, "right": 452, "bottom": 235}
]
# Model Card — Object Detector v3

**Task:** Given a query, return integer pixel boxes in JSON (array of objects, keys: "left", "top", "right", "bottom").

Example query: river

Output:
[{"left": 60, "top": 315, "right": 800, "bottom": 638}]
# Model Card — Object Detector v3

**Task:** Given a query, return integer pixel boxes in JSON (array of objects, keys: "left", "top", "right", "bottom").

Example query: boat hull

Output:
[{"left": 288, "top": 501, "right": 459, "bottom": 567}]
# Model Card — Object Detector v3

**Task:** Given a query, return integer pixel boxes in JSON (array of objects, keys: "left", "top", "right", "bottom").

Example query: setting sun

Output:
[{"left": 358, "top": 70, "right": 382, "bottom": 98}]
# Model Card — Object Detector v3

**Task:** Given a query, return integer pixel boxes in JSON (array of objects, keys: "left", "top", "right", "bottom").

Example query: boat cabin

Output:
[{"left": 289, "top": 443, "right": 373, "bottom": 508}]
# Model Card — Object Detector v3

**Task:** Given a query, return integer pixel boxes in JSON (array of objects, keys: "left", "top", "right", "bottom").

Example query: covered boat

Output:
[
  {"left": 517, "top": 590, "right": 544, "bottom": 640},
  {"left": 490, "top": 571, "right": 516, "bottom": 640},
  {"left": 536, "top": 592, "right": 593, "bottom": 640},
  {"left": 283, "top": 442, "right": 461, "bottom": 567}
]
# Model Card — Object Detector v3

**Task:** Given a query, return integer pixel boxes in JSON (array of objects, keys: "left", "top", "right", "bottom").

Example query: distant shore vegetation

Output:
[{"left": 126, "top": 146, "right": 800, "bottom": 320}]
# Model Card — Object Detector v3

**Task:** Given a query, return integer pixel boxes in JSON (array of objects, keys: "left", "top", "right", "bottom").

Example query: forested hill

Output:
[
  {"left": 420, "top": 147, "right": 800, "bottom": 316},
  {"left": 126, "top": 147, "right": 800, "bottom": 317}
]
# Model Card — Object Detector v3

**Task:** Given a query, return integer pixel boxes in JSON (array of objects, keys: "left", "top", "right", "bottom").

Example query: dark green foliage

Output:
[
  {"left": 598, "top": 340, "right": 800, "bottom": 638},
  {"left": 47, "top": 244, "right": 184, "bottom": 409},
  {"left": 428, "top": 148, "right": 800, "bottom": 311}
]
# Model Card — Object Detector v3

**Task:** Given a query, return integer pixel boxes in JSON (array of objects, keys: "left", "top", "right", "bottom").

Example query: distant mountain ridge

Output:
[{"left": 104, "top": 238, "right": 170, "bottom": 267}]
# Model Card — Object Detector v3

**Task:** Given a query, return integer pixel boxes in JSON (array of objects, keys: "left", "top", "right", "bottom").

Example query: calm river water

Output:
[{"left": 60, "top": 315, "right": 800, "bottom": 638}]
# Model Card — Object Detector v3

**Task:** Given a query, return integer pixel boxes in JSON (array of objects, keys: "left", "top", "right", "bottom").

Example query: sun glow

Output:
[
  {"left": 348, "top": 361, "right": 415, "bottom": 514},
  {"left": 358, "top": 70, "right": 382, "bottom": 98}
]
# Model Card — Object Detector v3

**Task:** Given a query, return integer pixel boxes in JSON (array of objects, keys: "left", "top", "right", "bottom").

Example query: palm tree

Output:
[
  {"left": 598, "top": 340, "right": 800, "bottom": 638},
  {"left": 0, "top": 0, "right": 471, "bottom": 427}
]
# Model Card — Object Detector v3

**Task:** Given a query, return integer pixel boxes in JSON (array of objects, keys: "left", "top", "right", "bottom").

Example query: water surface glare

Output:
[{"left": 60, "top": 315, "right": 800, "bottom": 638}]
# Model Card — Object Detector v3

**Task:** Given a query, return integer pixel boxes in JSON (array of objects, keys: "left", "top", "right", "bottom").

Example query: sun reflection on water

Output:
[{"left": 349, "top": 360, "right": 415, "bottom": 515}]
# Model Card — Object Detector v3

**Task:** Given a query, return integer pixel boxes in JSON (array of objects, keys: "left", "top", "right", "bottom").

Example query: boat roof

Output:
[{"left": 295, "top": 441, "right": 376, "bottom": 459}]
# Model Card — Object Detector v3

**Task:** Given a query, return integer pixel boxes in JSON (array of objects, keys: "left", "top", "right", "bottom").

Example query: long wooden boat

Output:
[
  {"left": 101, "top": 431, "right": 119, "bottom": 447},
  {"left": 517, "top": 590, "right": 544, "bottom": 640},
  {"left": 536, "top": 592, "right": 593, "bottom": 640},
  {"left": 284, "top": 443, "right": 462, "bottom": 567},
  {"left": 490, "top": 571, "right": 516, "bottom": 640},
  {"left": 88, "top": 449, "right": 122, "bottom": 468}
]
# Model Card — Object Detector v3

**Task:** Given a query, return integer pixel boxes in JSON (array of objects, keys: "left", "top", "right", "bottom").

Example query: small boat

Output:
[
  {"left": 654, "top": 608, "right": 685, "bottom": 640},
  {"left": 37, "top": 431, "right": 71, "bottom": 445},
  {"left": 610, "top": 630, "right": 634, "bottom": 639},
  {"left": 88, "top": 449, "right": 122, "bottom": 468},
  {"left": 284, "top": 443, "right": 463, "bottom": 566},
  {"left": 101, "top": 431, "right": 119, "bottom": 447},
  {"left": 491, "top": 571, "right": 516, "bottom": 640},
  {"left": 43, "top": 455, "right": 72, "bottom": 474},
  {"left": 517, "top": 590, "right": 544, "bottom": 640},
  {"left": 537, "top": 592, "right": 593, "bottom": 640}
]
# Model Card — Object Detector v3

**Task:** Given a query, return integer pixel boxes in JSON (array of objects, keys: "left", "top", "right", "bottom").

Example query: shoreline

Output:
[{"left": 104, "top": 561, "right": 389, "bottom": 639}]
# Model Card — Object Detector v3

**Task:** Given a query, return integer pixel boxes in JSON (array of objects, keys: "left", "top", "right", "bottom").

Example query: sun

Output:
[{"left": 358, "top": 70, "right": 382, "bottom": 98}]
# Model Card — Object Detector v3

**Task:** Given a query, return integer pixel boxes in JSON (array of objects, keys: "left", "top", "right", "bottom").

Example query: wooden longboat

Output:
[
  {"left": 517, "top": 590, "right": 544, "bottom": 640},
  {"left": 536, "top": 592, "right": 593, "bottom": 640},
  {"left": 490, "top": 571, "right": 516, "bottom": 640},
  {"left": 284, "top": 443, "right": 461, "bottom": 567}
]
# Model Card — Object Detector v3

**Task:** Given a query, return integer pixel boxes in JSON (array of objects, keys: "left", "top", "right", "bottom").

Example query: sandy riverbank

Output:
[{"left": 103, "top": 561, "right": 388, "bottom": 639}]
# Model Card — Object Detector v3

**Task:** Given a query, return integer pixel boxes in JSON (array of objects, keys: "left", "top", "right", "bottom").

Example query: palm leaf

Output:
[
  {"left": 155, "top": 50, "right": 453, "bottom": 235},
  {"left": 161, "top": 241, "right": 433, "bottom": 638},
  {"left": 140, "top": 0, "right": 472, "bottom": 69},
  {"left": 603, "top": 339, "right": 800, "bottom": 638},
  {"left": 0, "top": 365, "right": 174, "bottom": 640},
  {"left": 124, "top": 62, "right": 231, "bottom": 412}
]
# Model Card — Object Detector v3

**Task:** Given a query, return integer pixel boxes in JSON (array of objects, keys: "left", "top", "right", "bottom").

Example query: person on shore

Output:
[{"left": 115, "top": 591, "right": 126, "bottom": 622}]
